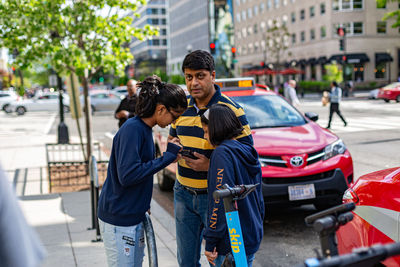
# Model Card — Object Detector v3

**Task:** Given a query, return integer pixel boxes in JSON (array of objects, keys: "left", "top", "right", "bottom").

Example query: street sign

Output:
[{"left": 49, "top": 75, "right": 58, "bottom": 87}]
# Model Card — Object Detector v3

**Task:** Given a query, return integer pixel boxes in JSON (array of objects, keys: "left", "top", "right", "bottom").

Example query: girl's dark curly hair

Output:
[{"left": 136, "top": 75, "right": 188, "bottom": 118}]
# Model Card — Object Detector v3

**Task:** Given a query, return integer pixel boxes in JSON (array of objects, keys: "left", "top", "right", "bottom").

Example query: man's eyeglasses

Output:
[{"left": 168, "top": 109, "right": 180, "bottom": 121}]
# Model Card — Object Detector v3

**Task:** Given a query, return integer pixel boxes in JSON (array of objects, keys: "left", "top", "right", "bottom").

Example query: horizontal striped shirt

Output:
[{"left": 169, "top": 84, "right": 253, "bottom": 189}]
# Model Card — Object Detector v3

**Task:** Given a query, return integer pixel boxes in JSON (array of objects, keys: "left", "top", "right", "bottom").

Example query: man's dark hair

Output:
[
  {"left": 201, "top": 104, "right": 243, "bottom": 146},
  {"left": 332, "top": 81, "right": 338, "bottom": 87},
  {"left": 136, "top": 75, "right": 188, "bottom": 118},
  {"left": 182, "top": 50, "right": 215, "bottom": 73}
]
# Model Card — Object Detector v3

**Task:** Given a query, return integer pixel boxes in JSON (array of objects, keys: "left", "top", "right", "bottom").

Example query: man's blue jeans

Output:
[
  {"left": 99, "top": 219, "right": 145, "bottom": 267},
  {"left": 174, "top": 180, "right": 208, "bottom": 267}
]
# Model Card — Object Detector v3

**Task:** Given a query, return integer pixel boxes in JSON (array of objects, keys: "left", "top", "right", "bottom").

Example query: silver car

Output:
[
  {"left": 89, "top": 90, "right": 123, "bottom": 112},
  {"left": 0, "top": 90, "right": 18, "bottom": 112},
  {"left": 8, "top": 92, "right": 70, "bottom": 115}
]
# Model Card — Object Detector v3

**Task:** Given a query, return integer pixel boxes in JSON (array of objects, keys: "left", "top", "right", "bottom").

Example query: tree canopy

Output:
[{"left": 0, "top": 0, "right": 158, "bottom": 79}]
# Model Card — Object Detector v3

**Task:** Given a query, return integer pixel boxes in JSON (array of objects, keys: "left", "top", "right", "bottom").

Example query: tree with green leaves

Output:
[
  {"left": 0, "top": 0, "right": 157, "bottom": 158},
  {"left": 377, "top": 0, "right": 400, "bottom": 29},
  {"left": 264, "top": 19, "right": 291, "bottom": 68}
]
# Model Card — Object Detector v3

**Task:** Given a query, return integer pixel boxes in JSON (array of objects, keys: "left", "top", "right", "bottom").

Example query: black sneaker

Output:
[{"left": 344, "top": 122, "right": 347, "bottom": 127}]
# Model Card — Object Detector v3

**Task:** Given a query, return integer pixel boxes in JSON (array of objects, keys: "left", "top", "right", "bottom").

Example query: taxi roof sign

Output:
[{"left": 215, "top": 77, "right": 255, "bottom": 91}]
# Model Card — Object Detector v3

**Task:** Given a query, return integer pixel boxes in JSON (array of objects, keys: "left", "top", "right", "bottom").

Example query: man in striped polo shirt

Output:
[{"left": 168, "top": 50, "right": 253, "bottom": 267}]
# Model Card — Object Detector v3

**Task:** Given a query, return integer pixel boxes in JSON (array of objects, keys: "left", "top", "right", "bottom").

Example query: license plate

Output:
[{"left": 288, "top": 184, "right": 316, "bottom": 201}]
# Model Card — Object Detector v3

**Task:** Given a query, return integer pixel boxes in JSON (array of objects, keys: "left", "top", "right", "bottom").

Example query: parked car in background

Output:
[
  {"left": 368, "top": 88, "right": 380, "bottom": 99},
  {"left": 337, "top": 167, "right": 400, "bottom": 266},
  {"left": 0, "top": 90, "right": 18, "bottom": 112},
  {"left": 377, "top": 82, "right": 400, "bottom": 102},
  {"left": 154, "top": 77, "right": 353, "bottom": 210},
  {"left": 88, "top": 90, "right": 123, "bottom": 112},
  {"left": 7, "top": 92, "right": 70, "bottom": 115},
  {"left": 111, "top": 86, "right": 127, "bottom": 96}
]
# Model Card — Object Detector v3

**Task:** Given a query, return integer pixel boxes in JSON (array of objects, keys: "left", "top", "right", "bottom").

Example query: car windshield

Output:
[{"left": 231, "top": 95, "right": 306, "bottom": 128}]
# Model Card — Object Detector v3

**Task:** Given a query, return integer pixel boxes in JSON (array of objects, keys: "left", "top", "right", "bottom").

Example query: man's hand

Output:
[
  {"left": 205, "top": 248, "right": 218, "bottom": 266},
  {"left": 182, "top": 152, "right": 209, "bottom": 172},
  {"left": 116, "top": 110, "right": 129, "bottom": 119}
]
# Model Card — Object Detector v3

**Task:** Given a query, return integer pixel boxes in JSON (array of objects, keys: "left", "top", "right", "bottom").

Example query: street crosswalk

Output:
[
  {"left": 0, "top": 111, "right": 57, "bottom": 136},
  {"left": 315, "top": 115, "right": 400, "bottom": 133}
]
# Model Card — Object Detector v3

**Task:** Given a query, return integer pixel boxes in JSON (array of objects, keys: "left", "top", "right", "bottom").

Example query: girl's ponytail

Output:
[{"left": 136, "top": 75, "right": 187, "bottom": 118}]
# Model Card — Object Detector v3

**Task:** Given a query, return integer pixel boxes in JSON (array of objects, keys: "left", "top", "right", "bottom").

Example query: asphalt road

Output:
[{"left": 54, "top": 97, "right": 400, "bottom": 266}]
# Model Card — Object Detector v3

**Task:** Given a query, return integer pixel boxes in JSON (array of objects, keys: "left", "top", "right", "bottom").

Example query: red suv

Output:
[
  {"left": 377, "top": 82, "right": 400, "bottom": 103},
  {"left": 154, "top": 78, "right": 353, "bottom": 209}
]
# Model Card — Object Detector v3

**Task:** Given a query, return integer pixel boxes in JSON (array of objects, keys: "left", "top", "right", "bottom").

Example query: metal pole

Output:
[{"left": 57, "top": 74, "right": 69, "bottom": 144}]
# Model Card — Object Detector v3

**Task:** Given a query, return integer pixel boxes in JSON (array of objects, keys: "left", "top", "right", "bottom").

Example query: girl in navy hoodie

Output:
[
  {"left": 98, "top": 75, "right": 187, "bottom": 267},
  {"left": 201, "top": 104, "right": 264, "bottom": 267}
]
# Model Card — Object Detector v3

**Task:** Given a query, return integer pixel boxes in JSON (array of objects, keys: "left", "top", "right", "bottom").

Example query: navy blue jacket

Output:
[
  {"left": 204, "top": 139, "right": 264, "bottom": 256},
  {"left": 98, "top": 116, "right": 180, "bottom": 226}
]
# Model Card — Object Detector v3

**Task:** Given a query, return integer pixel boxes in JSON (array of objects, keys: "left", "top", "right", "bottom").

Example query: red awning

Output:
[{"left": 278, "top": 68, "right": 304, "bottom": 75}]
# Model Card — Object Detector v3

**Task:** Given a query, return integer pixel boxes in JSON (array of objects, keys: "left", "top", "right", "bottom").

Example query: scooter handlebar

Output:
[{"left": 213, "top": 184, "right": 259, "bottom": 200}]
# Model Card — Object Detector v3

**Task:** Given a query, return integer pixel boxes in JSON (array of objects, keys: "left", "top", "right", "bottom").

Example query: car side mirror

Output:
[{"left": 305, "top": 112, "right": 318, "bottom": 122}]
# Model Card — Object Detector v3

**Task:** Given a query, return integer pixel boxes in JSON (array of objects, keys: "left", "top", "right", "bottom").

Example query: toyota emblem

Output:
[{"left": 290, "top": 156, "right": 304, "bottom": 167}]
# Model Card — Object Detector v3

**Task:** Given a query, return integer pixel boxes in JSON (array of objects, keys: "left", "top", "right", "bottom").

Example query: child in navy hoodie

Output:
[
  {"left": 98, "top": 75, "right": 187, "bottom": 267},
  {"left": 201, "top": 104, "right": 264, "bottom": 267}
]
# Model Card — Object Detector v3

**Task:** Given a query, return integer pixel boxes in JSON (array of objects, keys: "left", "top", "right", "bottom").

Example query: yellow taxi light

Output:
[{"left": 238, "top": 80, "right": 253, "bottom": 87}]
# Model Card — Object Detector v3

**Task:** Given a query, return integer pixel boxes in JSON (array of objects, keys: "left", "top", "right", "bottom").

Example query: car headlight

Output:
[{"left": 323, "top": 139, "right": 346, "bottom": 160}]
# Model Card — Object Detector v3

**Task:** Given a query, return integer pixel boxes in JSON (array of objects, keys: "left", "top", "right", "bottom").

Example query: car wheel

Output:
[
  {"left": 63, "top": 105, "right": 70, "bottom": 113},
  {"left": 384, "top": 99, "right": 390, "bottom": 103},
  {"left": 2, "top": 104, "right": 11, "bottom": 113},
  {"left": 16, "top": 106, "right": 26, "bottom": 116},
  {"left": 156, "top": 148, "right": 174, "bottom": 191},
  {"left": 396, "top": 95, "right": 400, "bottom": 103}
]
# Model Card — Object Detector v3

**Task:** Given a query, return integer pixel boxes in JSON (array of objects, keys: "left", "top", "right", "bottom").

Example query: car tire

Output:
[
  {"left": 63, "top": 105, "right": 70, "bottom": 113},
  {"left": 16, "top": 106, "right": 26, "bottom": 116},
  {"left": 396, "top": 95, "right": 400, "bottom": 103},
  {"left": 384, "top": 99, "right": 390, "bottom": 103},
  {"left": 156, "top": 148, "right": 174, "bottom": 191}
]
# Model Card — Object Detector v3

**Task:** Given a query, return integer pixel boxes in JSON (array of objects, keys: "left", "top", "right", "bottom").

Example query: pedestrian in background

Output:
[
  {"left": 327, "top": 81, "right": 347, "bottom": 129},
  {"left": 0, "top": 164, "right": 46, "bottom": 267},
  {"left": 284, "top": 80, "right": 300, "bottom": 108},
  {"left": 98, "top": 76, "right": 187, "bottom": 267},
  {"left": 115, "top": 79, "right": 138, "bottom": 128},
  {"left": 201, "top": 104, "right": 264, "bottom": 267},
  {"left": 168, "top": 50, "right": 253, "bottom": 267}
]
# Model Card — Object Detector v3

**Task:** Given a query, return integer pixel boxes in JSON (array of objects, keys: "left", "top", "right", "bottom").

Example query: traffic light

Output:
[
  {"left": 231, "top": 47, "right": 236, "bottom": 58},
  {"left": 99, "top": 77, "right": 104, "bottom": 83},
  {"left": 260, "top": 61, "right": 265, "bottom": 67},
  {"left": 339, "top": 39, "right": 345, "bottom": 51},
  {"left": 337, "top": 27, "right": 345, "bottom": 37},
  {"left": 11, "top": 66, "right": 16, "bottom": 74},
  {"left": 210, "top": 43, "right": 216, "bottom": 55},
  {"left": 342, "top": 55, "right": 347, "bottom": 63}
]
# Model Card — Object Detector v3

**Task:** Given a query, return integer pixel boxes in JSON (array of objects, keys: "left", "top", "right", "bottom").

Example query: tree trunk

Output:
[{"left": 82, "top": 77, "right": 93, "bottom": 162}]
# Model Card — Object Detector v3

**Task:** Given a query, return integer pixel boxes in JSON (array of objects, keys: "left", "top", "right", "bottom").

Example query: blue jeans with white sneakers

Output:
[{"left": 99, "top": 219, "right": 145, "bottom": 267}]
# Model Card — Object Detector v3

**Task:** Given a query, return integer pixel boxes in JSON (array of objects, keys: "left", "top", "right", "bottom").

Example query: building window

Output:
[
  {"left": 377, "top": 1, "right": 386, "bottom": 8},
  {"left": 300, "top": 9, "right": 305, "bottom": 20},
  {"left": 162, "top": 39, "right": 167, "bottom": 46},
  {"left": 248, "top": 8, "right": 252, "bottom": 18},
  {"left": 354, "top": 63, "right": 364, "bottom": 81},
  {"left": 267, "top": 0, "right": 272, "bottom": 10},
  {"left": 161, "top": 18, "right": 166, "bottom": 25},
  {"left": 320, "top": 26, "right": 326, "bottom": 38},
  {"left": 274, "top": 0, "right": 280, "bottom": 8},
  {"left": 353, "top": 22, "right": 363, "bottom": 34},
  {"left": 153, "top": 39, "right": 160, "bottom": 46},
  {"left": 150, "top": 18, "right": 158, "bottom": 25},
  {"left": 301, "top": 31, "right": 305, "bottom": 42},
  {"left": 242, "top": 10, "right": 246, "bottom": 21},
  {"left": 333, "top": 0, "right": 363, "bottom": 10},
  {"left": 161, "top": 8, "right": 166, "bottom": 14},
  {"left": 236, "top": 13, "right": 241, "bottom": 23},
  {"left": 291, "top": 12, "right": 296, "bottom": 23},
  {"left": 320, "top": 3, "right": 326, "bottom": 14},
  {"left": 310, "top": 29, "right": 315, "bottom": 40},
  {"left": 283, "top": 0, "right": 288, "bottom": 6},
  {"left": 161, "top": 29, "right": 167, "bottom": 35},
  {"left": 236, "top": 0, "right": 240, "bottom": 6},
  {"left": 291, "top": 33, "right": 296, "bottom": 44},
  {"left": 310, "top": 6, "right": 315, "bottom": 17},
  {"left": 254, "top": 24, "right": 258, "bottom": 34},
  {"left": 254, "top": 5, "right": 259, "bottom": 16},
  {"left": 375, "top": 62, "right": 386, "bottom": 79},
  {"left": 260, "top": 3, "right": 265, "bottom": 12},
  {"left": 248, "top": 26, "right": 252, "bottom": 35},
  {"left": 377, "top": 21, "right": 386, "bottom": 34}
]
